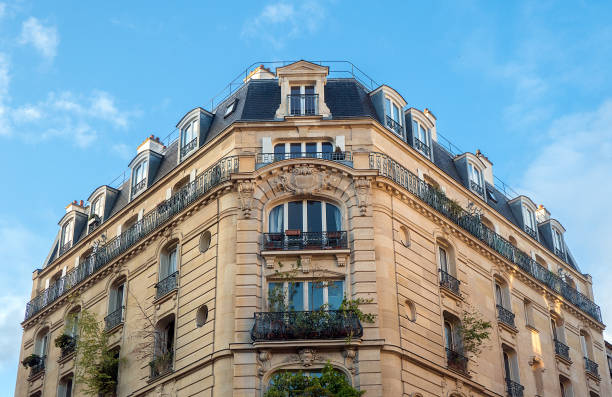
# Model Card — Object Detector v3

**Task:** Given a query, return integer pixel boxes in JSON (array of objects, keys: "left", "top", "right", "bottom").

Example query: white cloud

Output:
[
  {"left": 242, "top": 0, "right": 327, "bottom": 49},
  {"left": 519, "top": 99, "right": 612, "bottom": 337},
  {"left": 112, "top": 143, "right": 132, "bottom": 160},
  {"left": 19, "top": 17, "right": 59, "bottom": 60}
]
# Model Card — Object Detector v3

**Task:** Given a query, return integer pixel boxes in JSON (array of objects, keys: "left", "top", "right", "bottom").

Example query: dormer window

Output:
[
  {"left": 385, "top": 98, "right": 403, "bottom": 136},
  {"left": 522, "top": 206, "right": 537, "bottom": 238},
  {"left": 289, "top": 85, "right": 317, "bottom": 116},
  {"left": 180, "top": 120, "right": 198, "bottom": 159},
  {"left": 224, "top": 99, "right": 238, "bottom": 118},
  {"left": 91, "top": 197, "right": 102, "bottom": 218},
  {"left": 467, "top": 163, "right": 484, "bottom": 196},
  {"left": 60, "top": 221, "right": 73, "bottom": 255},
  {"left": 553, "top": 229, "right": 564, "bottom": 256},
  {"left": 132, "top": 160, "right": 148, "bottom": 196},
  {"left": 412, "top": 120, "right": 430, "bottom": 156}
]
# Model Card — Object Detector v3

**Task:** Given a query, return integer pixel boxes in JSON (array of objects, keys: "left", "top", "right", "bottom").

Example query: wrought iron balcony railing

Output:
[
  {"left": 59, "top": 241, "right": 72, "bottom": 256},
  {"left": 262, "top": 231, "right": 348, "bottom": 251},
  {"left": 180, "top": 137, "right": 198, "bottom": 159},
  {"left": 446, "top": 348, "right": 468, "bottom": 373},
  {"left": 150, "top": 351, "right": 173, "bottom": 379},
  {"left": 585, "top": 357, "right": 599, "bottom": 377},
  {"left": 59, "top": 336, "right": 77, "bottom": 358},
  {"left": 367, "top": 152, "right": 602, "bottom": 323},
  {"left": 288, "top": 94, "right": 319, "bottom": 116},
  {"left": 28, "top": 355, "right": 46, "bottom": 378},
  {"left": 413, "top": 138, "right": 431, "bottom": 157},
  {"left": 385, "top": 115, "right": 403, "bottom": 136},
  {"left": 256, "top": 151, "right": 352, "bottom": 166},
  {"left": 497, "top": 305, "right": 516, "bottom": 328},
  {"left": 553, "top": 247, "right": 566, "bottom": 260},
  {"left": 155, "top": 271, "right": 178, "bottom": 299},
  {"left": 105, "top": 308, "right": 123, "bottom": 331},
  {"left": 524, "top": 225, "right": 537, "bottom": 239},
  {"left": 554, "top": 339, "right": 570, "bottom": 361},
  {"left": 469, "top": 180, "right": 484, "bottom": 196},
  {"left": 24, "top": 156, "right": 238, "bottom": 321},
  {"left": 505, "top": 379, "right": 524, "bottom": 397},
  {"left": 132, "top": 178, "right": 146, "bottom": 196},
  {"left": 251, "top": 310, "right": 363, "bottom": 341},
  {"left": 439, "top": 270, "right": 460, "bottom": 296}
]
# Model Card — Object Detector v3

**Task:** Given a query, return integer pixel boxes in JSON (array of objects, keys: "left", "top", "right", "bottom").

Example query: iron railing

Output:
[
  {"left": 469, "top": 180, "right": 484, "bottom": 196},
  {"left": 505, "top": 379, "right": 524, "bottom": 397},
  {"left": 251, "top": 310, "right": 363, "bottom": 341},
  {"left": 524, "top": 225, "right": 537, "bottom": 239},
  {"left": 446, "top": 348, "right": 468, "bottom": 373},
  {"left": 385, "top": 115, "right": 403, "bottom": 136},
  {"left": 413, "top": 138, "right": 431, "bottom": 157},
  {"left": 439, "top": 270, "right": 460, "bottom": 295},
  {"left": 553, "top": 247, "right": 566, "bottom": 260},
  {"left": 585, "top": 357, "right": 599, "bottom": 377},
  {"left": 497, "top": 305, "right": 516, "bottom": 328},
  {"left": 262, "top": 231, "right": 348, "bottom": 251},
  {"left": 288, "top": 94, "right": 318, "bottom": 116},
  {"left": 156, "top": 271, "right": 178, "bottom": 299},
  {"left": 554, "top": 339, "right": 570, "bottom": 361},
  {"left": 150, "top": 351, "right": 173, "bottom": 379},
  {"left": 105, "top": 308, "right": 123, "bottom": 331},
  {"left": 180, "top": 137, "right": 198, "bottom": 159},
  {"left": 59, "top": 241, "right": 72, "bottom": 256},
  {"left": 28, "top": 355, "right": 46, "bottom": 378},
  {"left": 59, "top": 336, "right": 77, "bottom": 358},
  {"left": 132, "top": 179, "right": 146, "bottom": 196},
  {"left": 24, "top": 155, "right": 239, "bottom": 321},
  {"left": 256, "top": 151, "right": 352, "bottom": 165},
  {"left": 367, "top": 152, "right": 602, "bottom": 323}
]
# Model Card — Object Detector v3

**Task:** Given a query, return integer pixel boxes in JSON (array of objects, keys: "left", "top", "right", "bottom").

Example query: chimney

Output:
[
  {"left": 475, "top": 149, "right": 494, "bottom": 186},
  {"left": 244, "top": 64, "right": 275, "bottom": 82},
  {"left": 137, "top": 135, "right": 165, "bottom": 155},
  {"left": 65, "top": 199, "right": 87, "bottom": 214},
  {"left": 535, "top": 204, "right": 550, "bottom": 223}
]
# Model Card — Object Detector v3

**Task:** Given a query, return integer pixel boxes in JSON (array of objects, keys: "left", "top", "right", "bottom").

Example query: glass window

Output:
[
  {"left": 444, "top": 322, "right": 453, "bottom": 349},
  {"left": 225, "top": 99, "right": 238, "bottom": 117},
  {"left": 306, "top": 142, "right": 317, "bottom": 156},
  {"left": 271, "top": 201, "right": 341, "bottom": 233},
  {"left": 322, "top": 142, "right": 333, "bottom": 153},
  {"left": 161, "top": 245, "right": 178, "bottom": 279},
  {"left": 392, "top": 103, "right": 400, "bottom": 123},
  {"left": 290, "top": 143, "right": 301, "bottom": 159},
  {"left": 287, "top": 201, "right": 303, "bottom": 231},
  {"left": 110, "top": 284, "right": 124, "bottom": 313},
  {"left": 270, "top": 280, "right": 344, "bottom": 311},
  {"left": 385, "top": 98, "right": 391, "bottom": 118},
  {"left": 327, "top": 280, "right": 344, "bottom": 310},
  {"left": 503, "top": 352, "right": 511, "bottom": 379},
  {"left": 439, "top": 247, "right": 448, "bottom": 273},
  {"left": 307, "top": 201, "right": 322, "bottom": 232},
  {"left": 523, "top": 206, "right": 535, "bottom": 230},
  {"left": 92, "top": 198, "right": 102, "bottom": 217},
  {"left": 133, "top": 160, "right": 148, "bottom": 187},
  {"left": 326, "top": 203, "right": 341, "bottom": 232},
  {"left": 288, "top": 282, "right": 304, "bottom": 311},
  {"left": 553, "top": 230, "right": 563, "bottom": 251},
  {"left": 495, "top": 284, "right": 504, "bottom": 307},
  {"left": 61, "top": 221, "right": 73, "bottom": 245},
  {"left": 309, "top": 282, "right": 324, "bottom": 310},
  {"left": 268, "top": 282, "right": 284, "bottom": 311},
  {"left": 181, "top": 121, "right": 197, "bottom": 146},
  {"left": 269, "top": 205, "right": 284, "bottom": 233},
  {"left": 468, "top": 163, "right": 481, "bottom": 185}
]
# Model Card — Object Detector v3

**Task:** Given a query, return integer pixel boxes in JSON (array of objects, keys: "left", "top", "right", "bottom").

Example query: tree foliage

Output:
[
  {"left": 459, "top": 305, "right": 492, "bottom": 359},
  {"left": 265, "top": 363, "right": 364, "bottom": 397},
  {"left": 73, "top": 309, "right": 123, "bottom": 396}
]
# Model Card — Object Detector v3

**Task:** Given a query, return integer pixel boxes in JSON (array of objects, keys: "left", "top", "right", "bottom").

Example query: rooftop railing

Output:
[
  {"left": 368, "top": 152, "right": 602, "bottom": 323},
  {"left": 251, "top": 310, "right": 363, "bottom": 341},
  {"left": 255, "top": 151, "right": 352, "bottom": 167},
  {"left": 262, "top": 231, "right": 348, "bottom": 251},
  {"left": 24, "top": 156, "right": 239, "bottom": 321}
]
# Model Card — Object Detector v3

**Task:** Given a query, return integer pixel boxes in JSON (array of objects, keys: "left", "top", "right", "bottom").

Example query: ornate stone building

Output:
[{"left": 14, "top": 60, "right": 610, "bottom": 397}]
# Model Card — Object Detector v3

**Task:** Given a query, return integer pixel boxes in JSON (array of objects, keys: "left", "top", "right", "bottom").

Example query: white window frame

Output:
[
  {"left": 181, "top": 120, "right": 198, "bottom": 150},
  {"left": 61, "top": 221, "right": 73, "bottom": 246},
  {"left": 268, "top": 200, "right": 342, "bottom": 233},
  {"left": 133, "top": 160, "right": 148, "bottom": 188},
  {"left": 553, "top": 229, "right": 564, "bottom": 252},
  {"left": 290, "top": 85, "right": 316, "bottom": 115},
  {"left": 522, "top": 206, "right": 536, "bottom": 231},
  {"left": 91, "top": 196, "right": 103, "bottom": 217},
  {"left": 468, "top": 162, "right": 482, "bottom": 187}
]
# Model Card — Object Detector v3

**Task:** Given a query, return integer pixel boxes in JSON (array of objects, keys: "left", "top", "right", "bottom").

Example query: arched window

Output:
[
  {"left": 106, "top": 278, "right": 125, "bottom": 331},
  {"left": 60, "top": 220, "right": 73, "bottom": 253},
  {"left": 481, "top": 216, "right": 495, "bottom": 232},
  {"left": 412, "top": 119, "right": 430, "bottom": 154},
  {"left": 268, "top": 201, "right": 342, "bottom": 233},
  {"left": 180, "top": 120, "right": 198, "bottom": 157},
  {"left": 196, "top": 305, "right": 208, "bottom": 327},
  {"left": 172, "top": 175, "right": 190, "bottom": 195},
  {"left": 559, "top": 375, "right": 573, "bottom": 397},
  {"left": 580, "top": 330, "right": 594, "bottom": 359},
  {"left": 502, "top": 345, "right": 521, "bottom": 386},
  {"left": 34, "top": 327, "right": 49, "bottom": 361},
  {"left": 552, "top": 228, "right": 565, "bottom": 255},
  {"left": 58, "top": 373, "right": 74, "bottom": 397},
  {"left": 151, "top": 315, "right": 175, "bottom": 378},
  {"left": 385, "top": 97, "right": 403, "bottom": 136},
  {"left": 535, "top": 254, "right": 548, "bottom": 271},
  {"left": 508, "top": 235, "right": 518, "bottom": 247},
  {"left": 160, "top": 241, "right": 179, "bottom": 281},
  {"left": 132, "top": 160, "right": 148, "bottom": 193},
  {"left": 443, "top": 311, "right": 466, "bottom": 373},
  {"left": 495, "top": 278, "right": 515, "bottom": 327},
  {"left": 468, "top": 162, "right": 483, "bottom": 189},
  {"left": 437, "top": 239, "right": 459, "bottom": 295},
  {"left": 91, "top": 196, "right": 103, "bottom": 218},
  {"left": 404, "top": 299, "right": 416, "bottom": 322},
  {"left": 66, "top": 307, "right": 80, "bottom": 337}
]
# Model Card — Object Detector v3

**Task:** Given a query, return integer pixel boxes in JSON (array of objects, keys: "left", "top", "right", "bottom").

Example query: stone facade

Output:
[{"left": 15, "top": 61, "right": 609, "bottom": 397}]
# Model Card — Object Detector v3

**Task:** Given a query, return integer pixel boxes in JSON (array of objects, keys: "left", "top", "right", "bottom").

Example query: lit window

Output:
[
  {"left": 268, "top": 280, "right": 344, "bottom": 311},
  {"left": 224, "top": 99, "right": 238, "bottom": 117}
]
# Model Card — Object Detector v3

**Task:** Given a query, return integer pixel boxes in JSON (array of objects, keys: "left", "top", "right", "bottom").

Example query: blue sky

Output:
[{"left": 1, "top": 0, "right": 612, "bottom": 391}]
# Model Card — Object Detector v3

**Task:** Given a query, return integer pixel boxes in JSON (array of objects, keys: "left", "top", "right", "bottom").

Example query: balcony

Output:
[
  {"left": 59, "top": 336, "right": 77, "bottom": 359},
  {"left": 288, "top": 94, "right": 319, "bottom": 116},
  {"left": 59, "top": 241, "right": 72, "bottom": 256},
  {"left": 180, "top": 137, "right": 198, "bottom": 159},
  {"left": 255, "top": 151, "right": 352, "bottom": 168},
  {"left": 505, "top": 379, "right": 524, "bottom": 397},
  {"left": 251, "top": 310, "right": 363, "bottom": 342},
  {"left": 132, "top": 179, "right": 146, "bottom": 196},
  {"left": 367, "top": 152, "right": 601, "bottom": 323},
  {"left": 523, "top": 225, "right": 537, "bottom": 239},
  {"left": 497, "top": 305, "right": 516, "bottom": 329},
  {"left": 28, "top": 356, "right": 46, "bottom": 378},
  {"left": 262, "top": 231, "right": 348, "bottom": 251},
  {"left": 554, "top": 339, "right": 570, "bottom": 361},
  {"left": 385, "top": 115, "right": 403, "bottom": 136},
  {"left": 553, "top": 247, "right": 566, "bottom": 260},
  {"left": 104, "top": 308, "right": 123, "bottom": 331},
  {"left": 446, "top": 348, "right": 468, "bottom": 374},
  {"left": 413, "top": 138, "right": 431, "bottom": 157},
  {"left": 155, "top": 271, "right": 178, "bottom": 299},
  {"left": 24, "top": 156, "right": 238, "bottom": 321},
  {"left": 469, "top": 180, "right": 484, "bottom": 196},
  {"left": 439, "top": 270, "right": 460, "bottom": 296},
  {"left": 584, "top": 357, "right": 599, "bottom": 377},
  {"left": 149, "top": 351, "right": 173, "bottom": 379}
]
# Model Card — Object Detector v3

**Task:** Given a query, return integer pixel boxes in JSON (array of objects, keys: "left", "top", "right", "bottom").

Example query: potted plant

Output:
[
  {"left": 54, "top": 334, "right": 76, "bottom": 355},
  {"left": 21, "top": 354, "right": 41, "bottom": 368}
]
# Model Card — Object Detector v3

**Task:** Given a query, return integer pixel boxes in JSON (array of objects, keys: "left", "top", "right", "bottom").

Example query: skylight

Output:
[{"left": 224, "top": 99, "right": 238, "bottom": 117}]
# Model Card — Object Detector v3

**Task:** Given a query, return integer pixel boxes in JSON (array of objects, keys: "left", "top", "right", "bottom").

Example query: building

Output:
[{"left": 15, "top": 60, "right": 610, "bottom": 397}]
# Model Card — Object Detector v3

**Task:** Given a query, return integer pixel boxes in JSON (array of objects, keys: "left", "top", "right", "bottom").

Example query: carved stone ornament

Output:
[
  {"left": 343, "top": 347, "right": 358, "bottom": 374},
  {"left": 256, "top": 350, "right": 272, "bottom": 377},
  {"left": 238, "top": 180, "right": 256, "bottom": 218},
  {"left": 298, "top": 348, "right": 320, "bottom": 367},
  {"left": 353, "top": 177, "right": 370, "bottom": 216},
  {"left": 270, "top": 166, "right": 340, "bottom": 195}
]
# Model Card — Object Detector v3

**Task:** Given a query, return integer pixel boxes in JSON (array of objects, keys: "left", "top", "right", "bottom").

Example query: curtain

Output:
[{"left": 269, "top": 205, "right": 284, "bottom": 233}]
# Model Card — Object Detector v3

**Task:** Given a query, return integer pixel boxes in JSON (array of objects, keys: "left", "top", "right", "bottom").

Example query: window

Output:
[
  {"left": 132, "top": 160, "right": 148, "bottom": 193},
  {"left": 523, "top": 299, "right": 535, "bottom": 328},
  {"left": 58, "top": 374, "right": 74, "bottom": 397},
  {"left": 61, "top": 221, "right": 73, "bottom": 247},
  {"left": 106, "top": 280, "right": 125, "bottom": 330},
  {"left": 268, "top": 201, "right": 342, "bottom": 233},
  {"left": 196, "top": 305, "right": 208, "bottom": 327},
  {"left": 580, "top": 330, "right": 593, "bottom": 359},
  {"left": 412, "top": 120, "right": 430, "bottom": 154},
  {"left": 289, "top": 85, "right": 316, "bottom": 115},
  {"left": 443, "top": 311, "right": 466, "bottom": 372},
  {"left": 553, "top": 229, "right": 564, "bottom": 253},
  {"left": 559, "top": 375, "right": 573, "bottom": 397},
  {"left": 268, "top": 280, "right": 345, "bottom": 311},
  {"left": 502, "top": 345, "right": 520, "bottom": 384},
  {"left": 468, "top": 163, "right": 482, "bottom": 188},
  {"left": 224, "top": 98, "right": 238, "bottom": 117},
  {"left": 181, "top": 120, "right": 197, "bottom": 150},
  {"left": 439, "top": 247, "right": 449, "bottom": 273},
  {"left": 160, "top": 243, "right": 178, "bottom": 280},
  {"left": 404, "top": 299, "right": 416, "bottom": 322},
  {"left": 91, "top": 197, "right": 103, "bottom": 218},
  {"left": 385, "top": 98, "right": 403, "bottom": 136},
  {"left": 495, "top": 283, "right": 505, "bottom": 307},
  {"left": 66, "top": 307, "right": 80, "bottom": 338},
  {"left": 199, "top": 231, "right": 211, "bottom": 253},
  {"left": 522, "top": 206, "right": 537, "bottom": 237},
  {"left": 34, "top": 328, "right": 49, "bottom": 359},
  {"left": 400, "top": 226, "right": 410, "bottom": 247},
  {"left": 272, "top": 142, "right": 334, "bottom": 160}
]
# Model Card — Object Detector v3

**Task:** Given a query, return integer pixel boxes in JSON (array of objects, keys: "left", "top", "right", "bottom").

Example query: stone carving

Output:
[
  {"left": 354, "top": 178, "right": 370, "bottom": 216},
  {"left": 256, "top": 350, "right": 271, "bottom": 377},
  {"left": 343, "top": 347, "right": 358, "bottom": 374},
  {"left": 238, "top": 180, "right": 256, "bottom": 218},
  {"left": 298, "top": 348, "right": 320, "bottom": 367},
  {"left": 270, "top": 166, "right": 340, "bottom": 195}
]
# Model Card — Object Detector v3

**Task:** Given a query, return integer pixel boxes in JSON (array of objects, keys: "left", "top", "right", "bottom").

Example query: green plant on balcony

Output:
[
  {"left": 21, "top": 353, "right": 41, "bottom": 368},
  {"left": 265, "top": 362, "right": 364, "bottom": 397},
  {"left": 149, "top": 350, "right": 173, "bottom": 377},
  {"left": 54, "top": 334, "right": 75, "bottom": 349},
  {"left": 459, "top": 304, "right": 492, "bottom": 360}
]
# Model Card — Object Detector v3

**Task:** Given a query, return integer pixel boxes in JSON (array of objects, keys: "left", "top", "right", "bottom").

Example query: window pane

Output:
[
  {"left": 307, "top": 201, "right": 322, "bottom": 232},
  {"left": 305, "top": 86, "right": 314, "bottom": 95},
  {"left": 393, "top": 104, "right": 399, "bottom": 122},
  {"left": 309, "top": 282, "right": 325, "bottom": 310},
  {"left": 288, "top": 201, "right": 303, "bottom": 231},
  {"left": 328, "top": 280, "right": 344, "bottom": 310},
  {"left": 322, "top": 142, "right": 333, "bottom": 153},
  {"left": 269, "top": 205, "right": 284, "bottom": 233},
  {"left": 169, "top": 248, "right": 177, "bottom": 273},
  {"left": 268, "top": 282, "right": 284, "bottom": 311},
  {"left": 385, "top": 98, "right": 391, "bottom": 117},
  {"left": 326, "top": 203, "right": 341, "bottom": 232},
  {"left": 439, "top": 247, "right": 448, "bottom": 272},
  {"left": 289, "top": 282, "right": 304, "bottom": 311},
  {"left": 290, "top": 143, "right": 301, "bottom": 159},
  {"left": 306, "top": 142, "right": 317, "bottom": 156},
  {"left": 444, "top": 322, "right": 453, "bottom": 349},
  {"left": 291, "top": 86, "right": 300, "bottom": 95},
  {"left": 274, "top": 144, "right": 285, "bottom": 160}
]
